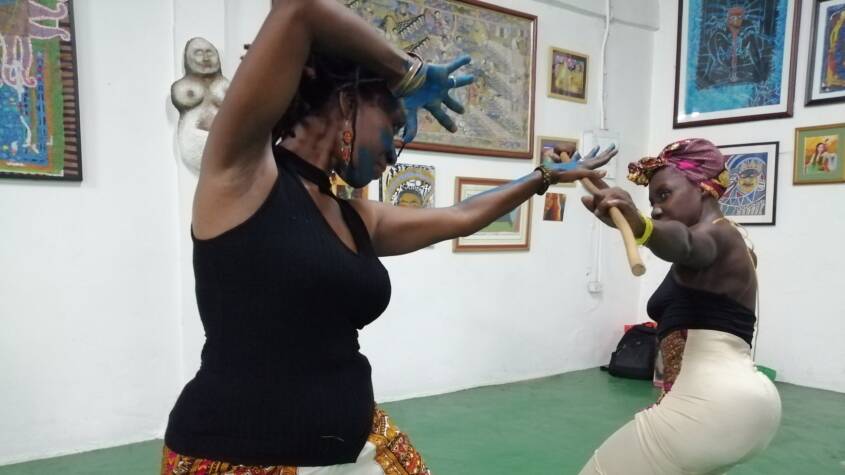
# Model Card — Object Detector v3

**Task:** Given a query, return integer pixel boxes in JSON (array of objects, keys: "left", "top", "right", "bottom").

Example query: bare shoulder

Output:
[
  {"left": 192, "top": 145, "right": 278, "bottom": 240},
  {"left": 347, "top": 197, "right": 380, "bottom": 236}
]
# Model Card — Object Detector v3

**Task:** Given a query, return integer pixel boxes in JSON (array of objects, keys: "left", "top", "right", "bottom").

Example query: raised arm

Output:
[{"left": 203, "top": 0, "right": 409, "bottom": 175}]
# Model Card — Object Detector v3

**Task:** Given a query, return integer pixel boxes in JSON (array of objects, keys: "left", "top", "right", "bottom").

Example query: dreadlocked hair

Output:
[{"left": 272, "top": 53, "right": 400, "bottom": 145}]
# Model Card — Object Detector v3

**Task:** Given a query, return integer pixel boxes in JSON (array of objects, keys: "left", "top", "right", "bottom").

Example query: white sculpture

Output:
[{"left": 171, "top": 38, "right": 229, "bottom": 174}]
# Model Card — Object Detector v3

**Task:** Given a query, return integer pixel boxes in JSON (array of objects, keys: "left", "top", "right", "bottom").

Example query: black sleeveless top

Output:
[
  {"left": 647, "top": 271, "right": 756, "bottom": 346},
  {"left": 164, "top": 147, "right": 392, "bottom": 466}
]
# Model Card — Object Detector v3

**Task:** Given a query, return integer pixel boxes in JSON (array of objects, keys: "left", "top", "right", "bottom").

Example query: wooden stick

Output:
[{"left": 580, "top": 178, "right": 646, "bottom": 277}]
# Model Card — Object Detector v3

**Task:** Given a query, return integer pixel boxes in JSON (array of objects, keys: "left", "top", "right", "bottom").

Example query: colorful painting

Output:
[
  {"left": 717, "top": 142, "right": 779, "bottom": 225},
  {"left": 806, "top": 0, "right": 845, "bottom": 105},
  {"left": 0, "top": 0, "right": 81, "bottom": 181},
  {"left": 673, "top": 0, "right": 801, "bottom": 128},
  {"left": 542, "top": 192, "right": 566, "bottom": 222},
  {"left": 453, "top": 177, "right": 531, "bottom": 251},
  {"left": 380, "top": 163, "right": 435, "bottom": 208},
  {"left": 344, "top": 0, "right": 537, "bottom": 159},
  {"left": 331, "top": 173, "right": 369, "bottom": 200},
  {"left": 548, "top": 47, "right": 587, "bottom": 103},
  {"left": 794, "top": 123, "right": 845, "bottom": 184}
]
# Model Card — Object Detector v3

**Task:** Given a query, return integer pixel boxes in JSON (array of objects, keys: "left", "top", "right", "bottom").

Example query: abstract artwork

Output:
[
  {"left": 794, "top": 123, "right": 845, "bottom": 184},
  {"left": 806, "top": 0, "right": 845, "bottom": 105},
  {"left": 673, "top": 0, "right": 801, "bottom": 128},
  {"left": 548, "top": 47, "right": 587, "bottom": 103},
  {"left": 344, "top": 0, "right": 537, "bottom": 159},
  {"left": 0, "top": 0, "right": 81, "bottom": 180},
  {"left": 717, "top": 142, "right": 778, "bottom": 225},
  {"left": 453, "top": 177, "right": 531, "bottom": 251},
  {"left": 535, "top": 135, "right": 577, "bottom": 187},
  {"left": 380, "top": 163, "right": 435, "bottom": 208},
  {"left": 542, "top": 192, "right": 566, "bottom": 222}
]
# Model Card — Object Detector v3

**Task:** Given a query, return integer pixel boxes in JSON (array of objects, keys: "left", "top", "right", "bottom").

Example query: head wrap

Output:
[{"left": 627, "top": 138, "right": 730, "bottom": 198}]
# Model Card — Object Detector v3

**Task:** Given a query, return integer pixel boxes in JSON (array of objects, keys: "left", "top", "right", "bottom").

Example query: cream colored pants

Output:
[{"left": 580, "top": 330, "right": 781, "bottom": 475}]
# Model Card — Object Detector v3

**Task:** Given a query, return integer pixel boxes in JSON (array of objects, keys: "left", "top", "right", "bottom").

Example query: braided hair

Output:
[{"left": 272, "top": 53, "right": 401, "bottom": 146}]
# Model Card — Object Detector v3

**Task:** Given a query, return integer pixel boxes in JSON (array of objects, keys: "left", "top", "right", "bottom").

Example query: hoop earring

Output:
[{"left": 340, "top": 119, "right": 354, "bottom": 164}]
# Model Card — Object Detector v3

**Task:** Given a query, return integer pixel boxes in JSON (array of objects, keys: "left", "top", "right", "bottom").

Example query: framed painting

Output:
[
  {"left": 717, "top": 142, "right": 779, "bottom": 225},
  {"left": 541, "top": 192, "right": 566, "bottom": 222},
  {"left": 344, "top": 0, "right": 537, "bottom": 159},
  {"left": 453, "top": 177, "right": 531, "bottom": 251},
  {"left": 0, "top": 0, "right": 82, "bottom": 181},
  {"left": 794, "top": 122, "right": 845, "bottom": 184},
  {"left": 380, "top": 163, "right": 435, "bottom": 208},
  {"left": 806, "top": 0, "right": 845, "bottom": 106},
  {"left": 548, "top": 47, "right": 588, "bottom": 103},
  {"left": 673, "top": 0, "right": 801, "bottom": 128}
]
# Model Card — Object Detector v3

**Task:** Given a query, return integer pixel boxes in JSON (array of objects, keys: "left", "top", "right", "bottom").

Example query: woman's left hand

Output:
[
  {"left": 400, "top": 55, "right": 475, "bottom": 143},
  {"left": 544, "top": 144, "right": 618, "bottom": 183}
]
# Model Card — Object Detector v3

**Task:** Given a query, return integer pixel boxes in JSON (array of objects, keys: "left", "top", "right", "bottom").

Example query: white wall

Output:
[
  {"left": 644, "top": 0, "right": 845, "bottom": 393},
  {"left": 210, "top": 0, "right": 658, "bottom": 401},
  {"left": 0, "top": 0, "right": 183, "bottom": 465}
]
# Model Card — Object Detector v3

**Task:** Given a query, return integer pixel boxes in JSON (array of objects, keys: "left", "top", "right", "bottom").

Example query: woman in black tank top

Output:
[
  {"left": 162, "top": 2, "right": 613, "bottom": 473},
  {"left": 577, "top": 139, "right": 781, "bottom": 474}
]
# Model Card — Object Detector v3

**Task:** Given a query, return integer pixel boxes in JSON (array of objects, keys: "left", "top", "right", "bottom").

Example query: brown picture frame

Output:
[{"left": 453, "top": 177, "right": 532, "bottom": 252}]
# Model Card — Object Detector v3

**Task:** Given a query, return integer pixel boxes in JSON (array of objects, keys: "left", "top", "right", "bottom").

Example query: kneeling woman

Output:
[{"left": 578, "top": 139, "right": 781, "bottom": 475}]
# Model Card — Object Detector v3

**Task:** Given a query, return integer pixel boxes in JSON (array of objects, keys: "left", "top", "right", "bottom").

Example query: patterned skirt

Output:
[{"left": 161, "top": 408, "right": 431, "bottom": 475}]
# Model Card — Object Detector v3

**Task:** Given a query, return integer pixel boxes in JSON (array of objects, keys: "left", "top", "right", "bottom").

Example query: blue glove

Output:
[{"left": 400, "top": 54, "right": 475, "bottom": 144}]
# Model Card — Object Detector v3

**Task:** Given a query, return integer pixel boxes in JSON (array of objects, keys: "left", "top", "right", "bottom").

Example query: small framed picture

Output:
[
  {"left": 454, "top": 177, "right": 531, "bottom": 252},
  {"left": 380, "top": 163, "right": 435, "bottom": 208},
  {"left": 717, "top": 142, "right": 779, "bottom": 225},
  {"left": 806, "top": 0, "right": 845, "bottom": 106},
  {"left": 542, "top": 193, "right": 567, "bottom": 222},
  {"left": 794, "top": 123, "right": 845, "bottom": 185},
  {"left": 548, "top": 47, "right": 588, "bottom": 103}
]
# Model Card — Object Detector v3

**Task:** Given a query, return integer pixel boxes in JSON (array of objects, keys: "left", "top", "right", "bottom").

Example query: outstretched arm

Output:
[{"left": 355, "top": 146, "right": 616, "bottom": 256}]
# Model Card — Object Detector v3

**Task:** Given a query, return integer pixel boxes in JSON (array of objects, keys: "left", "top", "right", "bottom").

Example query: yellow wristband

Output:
[{"left": 635, "top": 213, "right": 654, "bottom": 246}]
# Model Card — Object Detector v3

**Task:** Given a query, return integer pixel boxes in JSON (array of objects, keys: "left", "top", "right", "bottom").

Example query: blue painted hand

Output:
[{"left": 399, "top": 54, "right": 475, "bottom": 144}]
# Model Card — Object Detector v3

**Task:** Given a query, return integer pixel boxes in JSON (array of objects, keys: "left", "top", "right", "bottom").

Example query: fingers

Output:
[
  {"left": 581, "top": 195, "right": 596, "bottom": 213},
  {"left": 427, "top": 105, "right": 457, "bottom": 132},
  {"left": 447, "top": 54, "right": 472, "bottom": 72},
  {"left": 584, "top": 145, "right": 600, "bottom": 159},
  {"left": 582, "top": 146, "right": 618, "bottom": 170},
  {"left": 443, "top": 93, "right": 465, "bottom": 114},
  {"left": 450, "top": 73, "right": 475, "bottom": 88},
  {"left": 570, "top": 151, "right": 582, "bottom": 163},
  {"left": 401, "top": 111, "right": 419, "bottom": 143}
]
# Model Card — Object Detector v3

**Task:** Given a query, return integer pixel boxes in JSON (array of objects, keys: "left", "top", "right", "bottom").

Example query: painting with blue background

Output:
[{"left": 686, "top": 0, "right": 788, "bottom": 114}]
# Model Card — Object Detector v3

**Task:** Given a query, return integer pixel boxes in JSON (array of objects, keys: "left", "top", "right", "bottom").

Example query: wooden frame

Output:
[
  {"left": 717, "top": 141, "right": 779, "bottom": 225},
  {"left": 453, "top": 177, "right": 531, "bottom": 251},
  {"left": 345, "top": 0, "right": 537, "bottom": 159},
  {"left": 0, "top": 0, "right": 82, "bottom": 181},
  {"left": 672, "top": 0, "right": 802, "bottom": 128},
  {"left": 793, "top": 122, "right": 845, "bottom": 185},
  {"left": 547, "top": 47, "right": 588, "bottom": 104},
  {"left": 805, "top": 0, "right": 845, "bottom": 106}
]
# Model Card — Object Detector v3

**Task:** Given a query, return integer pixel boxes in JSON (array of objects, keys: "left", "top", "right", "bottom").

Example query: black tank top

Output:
[
  {"left": 647, "top": 271, "right": 756, "bottom": 346},
  {"left": 164, "top": 147, "right": 392, "bottom": 466}
]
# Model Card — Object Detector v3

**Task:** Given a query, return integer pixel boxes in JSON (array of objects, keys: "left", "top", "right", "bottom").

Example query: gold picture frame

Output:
[{"left": 548, "top": 47, "right": 588, "bottom": 104}]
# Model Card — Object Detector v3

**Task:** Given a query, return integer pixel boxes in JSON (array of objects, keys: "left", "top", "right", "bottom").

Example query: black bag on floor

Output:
[{"left": 602, "top": 324, "right": 657, "bottom": 380}]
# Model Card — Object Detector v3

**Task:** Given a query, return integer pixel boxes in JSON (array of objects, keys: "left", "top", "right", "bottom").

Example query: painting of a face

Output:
[
  {"left": 738, "top": 170, "right": 760, "bottom": 194},
  {"left": 397, "top": 190, "right": 423, "bottom": 208},
  {"left": 186, "top": 38, "right": 221, "bottom": 75}
]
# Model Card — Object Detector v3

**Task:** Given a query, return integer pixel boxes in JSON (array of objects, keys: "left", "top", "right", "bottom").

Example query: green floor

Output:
[{"left": 2, "top": 369, "right": 843, "bottom": 474}]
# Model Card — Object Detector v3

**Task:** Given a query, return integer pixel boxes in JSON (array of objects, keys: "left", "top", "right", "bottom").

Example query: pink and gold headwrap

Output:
[{"left": 628, "top": 138, "right": 730, "bottom": 198}]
